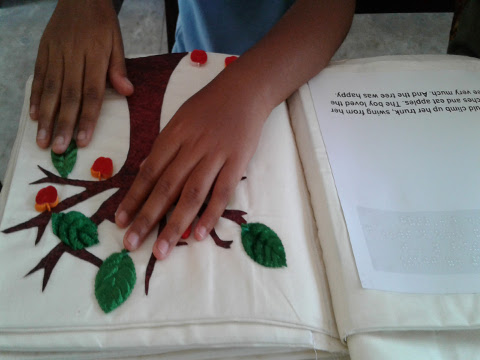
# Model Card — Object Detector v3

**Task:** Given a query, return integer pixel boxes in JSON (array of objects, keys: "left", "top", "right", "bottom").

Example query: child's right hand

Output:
[
  {"left": 115, "top": 64, "right": 271, "bottom": 260},
  {"left": 30, "top": 0, "right": 134, "bottom": 154}
]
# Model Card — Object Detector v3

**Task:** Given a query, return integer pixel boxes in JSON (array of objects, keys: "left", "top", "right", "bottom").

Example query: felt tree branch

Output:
[
  {"left": 90, "top": 188, "right": 125, "bottom": 225},
  {"left": 144, "top": 254, "right": 157, "bottom": 296},
  {"left": 210, "top": 227, "right": 233, "bottom": 249},
  {"left": 144, "top": 216, "right": 187, "bottom": 295},
  {"left": 26, "top": 242, "right": 103, "bottom": 291},
  {"left": 220, "top": 209, "right": 248, "bottom": 226},
  {"left": 3, "top": 188, "right": 106, "bottom": 245},
  {"left": 31, "top": 165, "right": 92, "bottom": 187},
  {"left": 145, "top": 216, "right": 167, "bottom": 295},
  {"left": 144, "top": 205, "right": 248, "bottom": 294}
]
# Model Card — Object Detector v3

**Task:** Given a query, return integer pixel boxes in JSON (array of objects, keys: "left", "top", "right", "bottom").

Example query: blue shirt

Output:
[{"left": 172, "top": 0, "right": 295, "bottom": 55}]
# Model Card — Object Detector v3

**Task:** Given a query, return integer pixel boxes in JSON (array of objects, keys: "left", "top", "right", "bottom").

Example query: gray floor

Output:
[{"left": 0, "top": 0, "right": 453, "bottom": 183}]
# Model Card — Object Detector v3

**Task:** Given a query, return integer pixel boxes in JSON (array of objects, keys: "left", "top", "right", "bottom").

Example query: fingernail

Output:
[
  {"left": 125, "top": 78, "right": 133, "bottom": 89},
  {"left": 77, "top": 130, "right": 86, "bottom": 141},
  {"left": 126, "top": 232, "right": 139, "bottom": 250},
  {"left": 53, "top": 136, "right": 64, "bottom": 146},
  {"left": 116, "top": 210, "right": 128, "bottom": 225},
  {"left": 157, "top": 240, "right": 169, "bottom": 256},
  {"left": 30, "top": 104, "right": 37, "bottom": 115},
  {"left": 196, "top": 226, "right": 207, "bottom": 241},
  {"left": 37, "top": 129, "right": 47, "bottom": 140}
]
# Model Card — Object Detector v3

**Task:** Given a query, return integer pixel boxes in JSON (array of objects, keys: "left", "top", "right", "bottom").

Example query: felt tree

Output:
[{"left": 2, "top": 53, "right": 285, "bottom": 313}]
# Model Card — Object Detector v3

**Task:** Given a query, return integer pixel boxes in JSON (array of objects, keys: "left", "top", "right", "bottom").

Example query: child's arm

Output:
[
  {"left": 30, "top": 0, "right": 133, "bottom": 154},
  {"left": 116, "top": 0, "right": 356, "bottom": 259}
]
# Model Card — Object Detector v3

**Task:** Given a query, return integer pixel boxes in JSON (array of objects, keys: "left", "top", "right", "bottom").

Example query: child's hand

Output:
[
  {"left": 30, "top": 0, "right": 133, "bottom": 154},
  {"left": 113, "top": 0, "right": 355, "bottom": 260},
  {"left": 115, "top": 72, "right": 270, "bottom": 260}
]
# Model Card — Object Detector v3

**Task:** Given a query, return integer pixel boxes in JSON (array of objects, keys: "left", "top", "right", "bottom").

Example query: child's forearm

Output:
[{"left": 216, "top": 0, "right": 355, "bottom": 115}]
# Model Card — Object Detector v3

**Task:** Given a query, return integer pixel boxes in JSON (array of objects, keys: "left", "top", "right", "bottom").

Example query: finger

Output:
[
  {"left": 194, "top": 159, "right": 246, "bottom": 241},
  {"left": 37, "top": 48, "right": 64, "bottom": 150},
  {"left": 51, "top": 55, "right": 85, "bottom": 154},
  {"left": 31, "top": 41, "right": 49, "bottom": 122},
  {"left": 115, "top": 133, "right": 181, "bottom": 228},
  {"left": 153, "top": 157, "right": 224, "bottom": 260},
  {"left": 108, "top": 24, "right": 133, "bottom": 96},
  {"left": 75, "top": 53, "right": 110, "bottom": 148},
  {"left": 122, "top": 148, "right": 205, "bottom": 252}
]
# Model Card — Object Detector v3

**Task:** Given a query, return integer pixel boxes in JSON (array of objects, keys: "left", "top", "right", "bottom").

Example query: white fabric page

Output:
[
  {"left": 348, "top": 330, "right": 480, "bottom": 360},
  {"left": 289, "top": 55, "right": 480, "bottom": 347},
  {"left": 0, "top": 53, "right": 344, "bottom": 356},
  {"left": 309, "top": 62, "right": 480, "bottom": 293}
]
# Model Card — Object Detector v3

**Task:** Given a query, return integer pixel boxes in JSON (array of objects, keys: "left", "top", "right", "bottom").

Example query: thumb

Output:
[{"left": 109, "top": 27, "right": 134, "bottom": 96}]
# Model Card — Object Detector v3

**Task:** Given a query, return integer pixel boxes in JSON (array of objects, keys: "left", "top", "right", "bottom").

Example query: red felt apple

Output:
[
  {"left": 35, "top": 186, "right": 59, "bottom": 212},
  {"left": 190, "top": 49, "right": 208, "bottom": 66},
  {"left": 181, "top": 223, "right": 192, "bottom": 239},
  {"left": 224, "top": 56, "right": 238, "bottom": 67},
  {"left": 91, "top": 157, "right": 113, "bottom": 180}
]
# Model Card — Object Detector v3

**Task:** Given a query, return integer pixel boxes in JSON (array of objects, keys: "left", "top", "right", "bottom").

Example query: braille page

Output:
[{"left": 308, "top": 68, "right": 480, "bottom": 293}]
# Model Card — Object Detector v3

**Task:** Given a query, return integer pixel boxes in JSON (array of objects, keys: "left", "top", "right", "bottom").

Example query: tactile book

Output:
[{"left": 1, "top": 53, "right": 480, "bottom": 360}]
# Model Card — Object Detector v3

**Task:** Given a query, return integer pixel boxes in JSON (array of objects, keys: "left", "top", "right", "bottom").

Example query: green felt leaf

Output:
[
  {"left": 241, "top": 222, "right": 287, "bottom": 268},
  {"left": 52, "top": 211, "right": 99, "bottom": 250},
  {"left": 95, "top": 250, "right": 136, "bottom": 313},
  {"left": 51, "top": 140, "right": 77, "bottom": 178}
]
